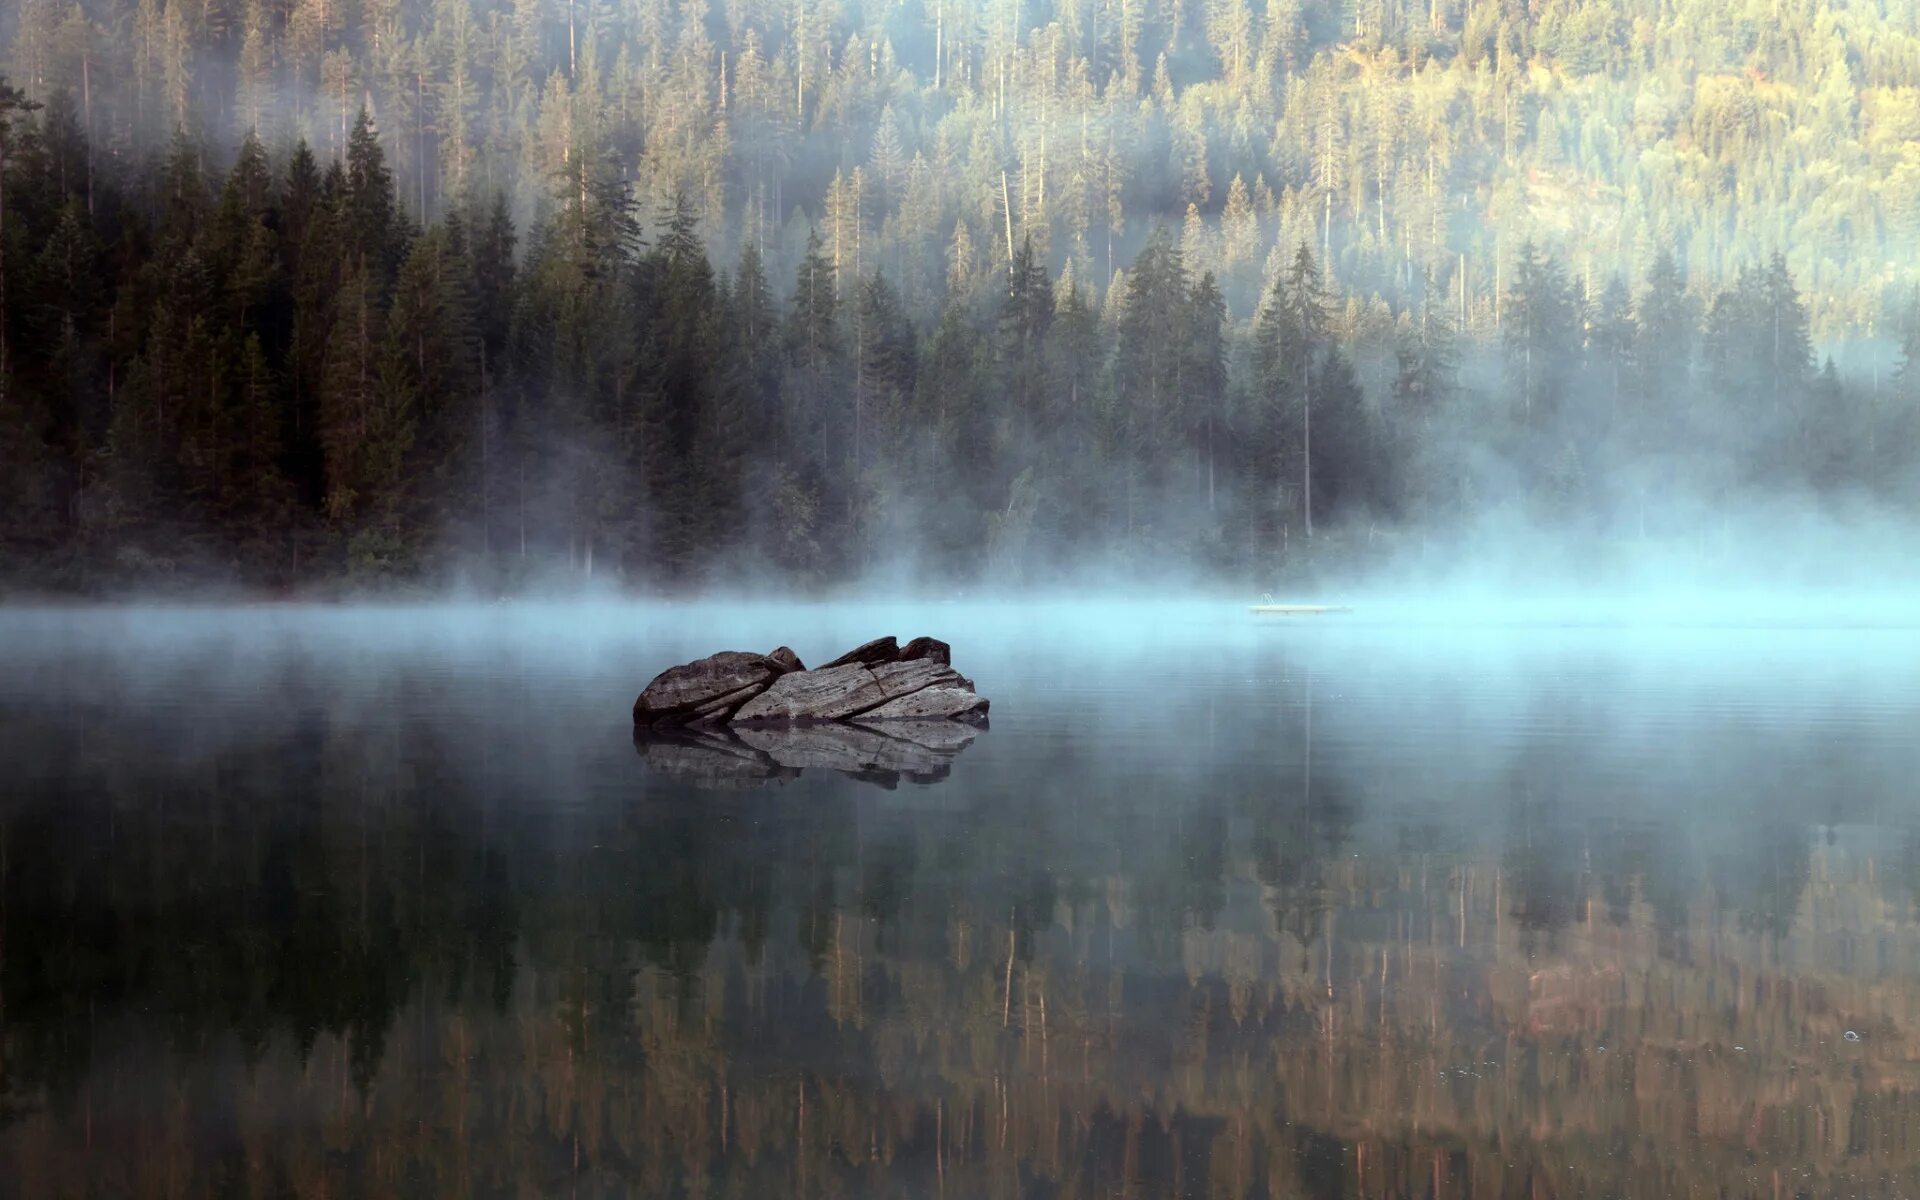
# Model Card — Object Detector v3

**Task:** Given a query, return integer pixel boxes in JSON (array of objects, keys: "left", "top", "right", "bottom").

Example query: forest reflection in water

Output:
[{"left": 2, "top": 607, "right": 1920, "bottom": 1198}]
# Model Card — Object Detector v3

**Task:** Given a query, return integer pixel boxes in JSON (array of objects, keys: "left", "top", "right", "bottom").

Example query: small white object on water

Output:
[{"left": 1844, "top": 1030, "right": 1861, "bottom": 1042}]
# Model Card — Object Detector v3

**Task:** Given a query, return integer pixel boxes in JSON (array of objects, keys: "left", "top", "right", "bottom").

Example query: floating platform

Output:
[{"left": 1249, "top": 604, "right": 1353, "bottom": 616}]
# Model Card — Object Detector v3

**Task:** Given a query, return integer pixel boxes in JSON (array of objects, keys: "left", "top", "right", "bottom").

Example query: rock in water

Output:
[
  {"left": 633, "top": 636, "right": 989, "bottom": 730},
  {"left": 732, "top": 659, "right": 968, "bottom": 725},
  {"left": 768, "top": 646, "right": 806, "bottom": 673},
  {"left": 732, "top": 663, "right": 889, "bottom": 723},
  {"left": 632, "top": 651, "right": 786, "bottom": 725},
  {"left": 861, "top": 686, "right": 989, "bottom": 722},
  {"left": 897, "top": 636, "right": 952, "bottom": 665},
  {"left": 818, "top": 636, "right": 899, "bottom": 669}
]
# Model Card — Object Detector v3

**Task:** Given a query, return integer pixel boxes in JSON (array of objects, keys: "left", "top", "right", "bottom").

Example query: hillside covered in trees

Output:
[{"left": 0, "top": 0, "right": 1918, "bottom": 591}]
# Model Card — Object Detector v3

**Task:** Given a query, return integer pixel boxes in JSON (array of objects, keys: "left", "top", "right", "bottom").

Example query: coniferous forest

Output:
[{"left": 1, "top": 0, "right": 1919, "bottom": 592}]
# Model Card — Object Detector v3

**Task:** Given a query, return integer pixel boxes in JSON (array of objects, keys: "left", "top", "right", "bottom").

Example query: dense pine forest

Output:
[{"left": 1, "top": 0, "right": 1918, "bottom": 591}]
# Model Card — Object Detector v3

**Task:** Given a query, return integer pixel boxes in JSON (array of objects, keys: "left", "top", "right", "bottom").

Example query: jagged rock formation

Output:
[{"left": 632, "top": 637, "right": 987, "bottom": 727}]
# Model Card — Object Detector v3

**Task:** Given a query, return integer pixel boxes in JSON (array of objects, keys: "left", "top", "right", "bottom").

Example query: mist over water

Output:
[{"left": 2, "top": 601, "right": 1919, "bottom": 1195}]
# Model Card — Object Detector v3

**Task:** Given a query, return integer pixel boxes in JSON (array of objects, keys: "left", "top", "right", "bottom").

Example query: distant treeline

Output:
[
  {"left": 0, "top": 77, "right": 1916, "bottom": 589},
  {"left": 10, "top": 0, "right": 1920, "bottom": 328}
]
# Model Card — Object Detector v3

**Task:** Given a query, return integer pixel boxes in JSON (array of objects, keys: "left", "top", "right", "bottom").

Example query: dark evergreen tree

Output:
[
  {"left": 1502, "top": 240, "right": 1579, "bottom": 427},
  {"left": 1392, "top": 279, "right": 1455, "bottom": 415},
  {"left": 343, "top": 108, "right": 401, "bottom": 282},
  {"left": 725, "top": 241, "right": 781, "bottom": 442},
  {"left": 468, "top": 192, "right": 517, "bottom": 372},
  {"left": 997, "top": 234, "right": 1053, "bottom": 434},
  {"left": 1634, "top": 248, "right": 1696, "bottom": 415},
  {"left": 632, "top": 190, "right": 719, "bottom": 579},
  {"left": 1587, "top": 274, "right": 1634, "bottom": 422},
  {"left": 320, "top": 262, "right": 386, "bottom": 522},
  {"left": 914, "top": 303, "right": 991, "bottom": 576},
  {"left": 1187, "top": 271, "right": 1228, "bottom": 514},
  {"left": 1115, "top": 226, "right": 1190, "bottom": 539},
  {"left": 280, "top": 141, "right": 323, "bottom": 271},
  {"left": 1255, "top": 244, "right": 1330, "bottom": 540},
  {"left": 855, "top": 271, "right": 916, "bottom": 472},
  {"left": 156, "top": 127, "right": 209, "bottom": 248},
  {"left": 387, "top": 224, "right": 481, "bottom": 550}
]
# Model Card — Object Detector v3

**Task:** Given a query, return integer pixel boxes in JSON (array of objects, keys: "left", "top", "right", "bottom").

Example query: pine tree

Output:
[
  {"left": 387, "top": 224, "right": 482, "bottom": 547},
  {"left": 788, "top": 226, "right": 839, "bottom": 375},
  {"left": 156, "top": 126, "right": 209, "bottom": 248},
  {"left": 0, "top": 77, "right": 44, "bottom": 411},
  {"left": 1587, "top": 274, "right": 1634, "bottom": 422},
  {"left": 320, "top": 263, "right": 385, "bottom": 521},
  {"left": 344, "top": 108, "right": 401, "bottom": 282},
  {"left": 1895, "top": 287, "right": 1920, "bottom": 407},
  {"left": 1757, "top": 252, "right": 1811, "bottom": 419},
  {"left": 627, "top": 190, "right": 720, "bottom": 578},
  {"left": 1113, "top": 226, "right": 1191, "bottom": 539},
  {"left": 1220, "top": 173, "right": 1257, "bottom": 275},
  {"left": 28, "top": 199, "right": 105, "bottom": 457},
  {"left": 1187, "top": 271, "right": 1228, "bottom": 513},
  {"left": 1392, "top": 274, "right": 1456, "bottom": 414},
  {"left": 1634, "top": 248, "right": 1695, "bottom": 399},
  {"left": 1502, "top": 240, "right": 1578, "bottom": 425},
  {"left": 280, "top": 141, "right": 323, "bottom": 279},
  {"left": 914, "top": 303, "right": 991, "bottom": 575},
  {"left": 726, "top": 241, "right": 782, "bottom": 443},
  {"left": 856, "top": 271, "right": 916, "bottom": 470},
  {"left": 210, "top": 132, "right": 281, "bottom": 331},
  {"left": 998, "top": 234, "right": 1054, "bottom": 438},
  {"left": 235, "top": 332, "right": 292, "bottom": 541},
  {"left": 468, "top": 192, "right": 518, "bottom": 370},
  {"left": 287, "top": 174, "right": 348, "bottom": 507},
  {"left": 1309, "top": 343, "right": 1374, "bottom": 521},
  {"left": 1255, "top": 244, "right": 1330, "bottom": 538},
  {"left": 868, "top": 107, "right": 908, "bottom": 212}
]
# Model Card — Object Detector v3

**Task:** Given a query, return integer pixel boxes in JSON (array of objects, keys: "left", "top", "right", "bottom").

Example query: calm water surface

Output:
[{"left": 2, "top": 602, "right": 1919, "bottom": 1198}]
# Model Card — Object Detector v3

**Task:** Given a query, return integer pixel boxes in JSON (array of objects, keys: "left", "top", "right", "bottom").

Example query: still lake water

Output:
[{"left": 2, "top": 601, "right": 1920, "bottom": 1198}]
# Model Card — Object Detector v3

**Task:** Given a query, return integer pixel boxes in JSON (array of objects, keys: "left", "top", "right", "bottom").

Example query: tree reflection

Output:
[{"left": 3, "top": 675, "right": 1919, "bottom": 1199}]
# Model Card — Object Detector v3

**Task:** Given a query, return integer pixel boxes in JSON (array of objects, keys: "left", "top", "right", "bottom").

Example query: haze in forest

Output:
[{"left": 1, "top": 0, "right": 1917, "bottom": 597}]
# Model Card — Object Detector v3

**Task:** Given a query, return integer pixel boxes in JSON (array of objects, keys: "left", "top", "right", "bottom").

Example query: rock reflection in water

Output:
[{"left": 633, "top": 718, "right": 984, "bottom": 788}]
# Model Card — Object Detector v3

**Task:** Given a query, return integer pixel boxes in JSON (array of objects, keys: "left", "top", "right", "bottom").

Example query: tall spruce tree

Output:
[
  {"left": 633, "top": 190, "right": 719, "bottom": 578},
  {"left": 1256, "top": 244, "right": 1330, "bottom": 539},
  {"left": 1502, "top": 240, "right": 1579, "bottom": 427}
]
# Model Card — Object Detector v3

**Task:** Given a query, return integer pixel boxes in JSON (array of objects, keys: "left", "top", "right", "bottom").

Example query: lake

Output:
[{"left": 2, "top": 601, "right": 1919, "bottom": 1198}]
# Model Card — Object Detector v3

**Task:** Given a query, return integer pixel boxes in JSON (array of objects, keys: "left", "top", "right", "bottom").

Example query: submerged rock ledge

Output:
[{"left": 632, "top": 636, "right": 989, "bottom": 727}]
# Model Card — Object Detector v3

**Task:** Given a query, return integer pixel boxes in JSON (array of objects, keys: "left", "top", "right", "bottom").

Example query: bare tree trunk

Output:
[
  {"left": 1000, "top": 170, "right": 1015, "bottom": 267},
  {"left": 417, "top": 71, "right": 426, "bottom": 222},
  {"left": 481, "top": 358, "right": 491, "bottom": 560},
  {"left": 0, "top": 130, "right": 8, "bottom": 406},
  {"left": 1301, "top": 347, "right": 1314, "bottom": 539},
  {"left": 83, "top": 53, "right": 94, "bottom": 214}
]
